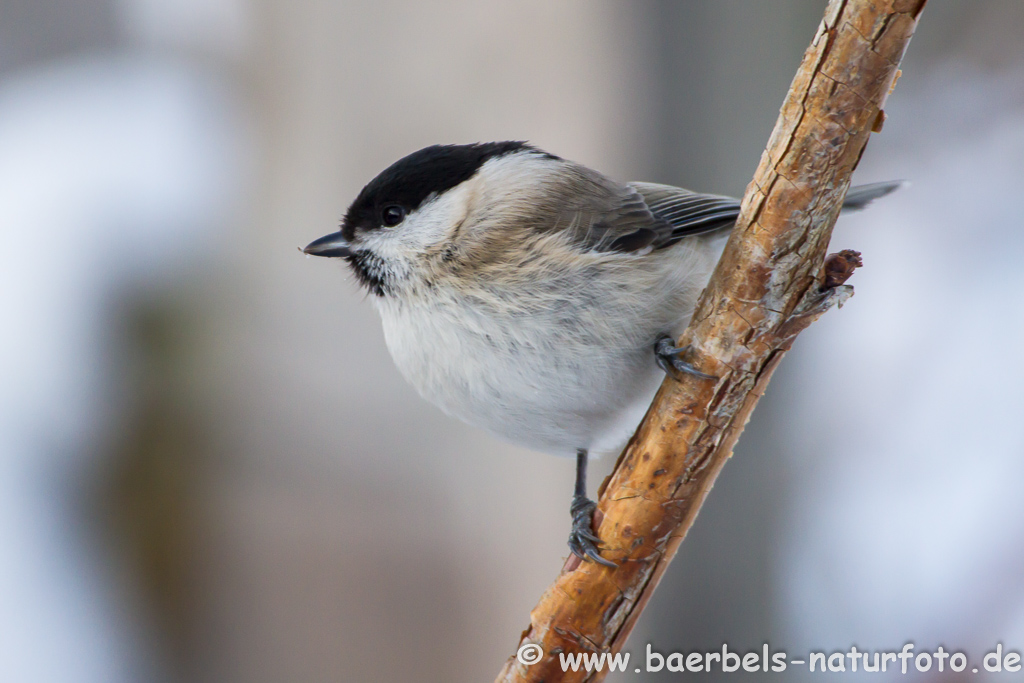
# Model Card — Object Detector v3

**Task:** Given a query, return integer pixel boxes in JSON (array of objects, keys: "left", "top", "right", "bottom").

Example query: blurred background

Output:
[{"left": 1, "top": 1, "right": 1022, "bottom": 681}]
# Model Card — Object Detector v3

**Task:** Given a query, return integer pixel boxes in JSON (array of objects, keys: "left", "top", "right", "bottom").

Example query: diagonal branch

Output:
[{"left": 496, "top": 1, "right": 926, "bottom": 681}]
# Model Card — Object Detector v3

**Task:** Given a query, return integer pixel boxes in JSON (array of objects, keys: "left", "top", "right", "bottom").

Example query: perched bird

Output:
[{"left": 304, "top": 142, "right": 899, "bottom": 565}]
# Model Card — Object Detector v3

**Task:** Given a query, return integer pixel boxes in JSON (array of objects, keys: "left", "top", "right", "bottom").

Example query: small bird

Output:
[{"left": 304, "top": 142, "right": 898, "bottom": 565}]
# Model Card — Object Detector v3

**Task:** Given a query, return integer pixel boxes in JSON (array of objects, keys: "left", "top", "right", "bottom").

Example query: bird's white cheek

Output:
[
  {"left": 393, "top": 186, "right": 473, "bottom": 253},
  {"left": 362, "top": 229, "right": 411, "bottom": 262}
]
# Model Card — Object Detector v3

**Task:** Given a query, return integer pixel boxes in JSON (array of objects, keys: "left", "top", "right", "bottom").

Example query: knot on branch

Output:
[
  {"left": 823, "top": 249, "right": 863, "bottom": 288},
  {"left": 777, "top": 251, "right": 860, "bottom": 342}
]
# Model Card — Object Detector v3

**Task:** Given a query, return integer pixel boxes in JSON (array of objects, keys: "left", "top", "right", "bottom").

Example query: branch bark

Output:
[{"left": 496, "top": 1, "right": 926, "bottom": 681}]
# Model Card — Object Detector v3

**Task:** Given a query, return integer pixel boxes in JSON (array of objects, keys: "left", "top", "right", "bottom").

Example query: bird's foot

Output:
[
  {"left": 568, "top": 495, "right": 616, "bottom": 567},
  {"left": 655, "top": 335, "right": 717, "bottom": 380}
]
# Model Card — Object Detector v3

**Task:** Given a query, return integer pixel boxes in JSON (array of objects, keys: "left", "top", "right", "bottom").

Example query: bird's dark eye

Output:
[{"left": 381, "top": 204, "right": 406, "bottom": 227}]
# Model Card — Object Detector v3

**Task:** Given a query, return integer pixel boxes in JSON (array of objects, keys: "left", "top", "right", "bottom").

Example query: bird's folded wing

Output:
[
  {"left": 551, "top": 172, "right": 900, "bottom": 256},
  {"left": 550, "top": 177, "right": 736, "bottom": 255},
  {"left": 547, "top": 170, "right": 669, "bottom": 254},
  {"left": 628, "top": 182, "right": 742, "bottom": 249}
]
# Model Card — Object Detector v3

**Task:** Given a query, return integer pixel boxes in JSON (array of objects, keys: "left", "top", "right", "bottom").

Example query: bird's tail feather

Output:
[{"left": 841, "top": 180, "right": 906, "bottom": 212}]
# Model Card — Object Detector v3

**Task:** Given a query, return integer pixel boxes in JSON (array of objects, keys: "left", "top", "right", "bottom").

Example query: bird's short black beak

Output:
[{"left": 303, "top": 231, "right": 352, "bottom": 258}]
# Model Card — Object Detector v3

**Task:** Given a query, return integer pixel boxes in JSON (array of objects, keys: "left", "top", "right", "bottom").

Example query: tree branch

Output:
[{"left": 496, "top": 1, "right": 926, "bottom": 681}]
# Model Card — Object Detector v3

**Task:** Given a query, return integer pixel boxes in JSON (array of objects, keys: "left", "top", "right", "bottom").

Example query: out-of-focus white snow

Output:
[
  {"left": 0, "top": 59, "right": 244, "bottom": 683},
  {"left": 780, "top": 65, "right": 1024, "bottom": 657}
]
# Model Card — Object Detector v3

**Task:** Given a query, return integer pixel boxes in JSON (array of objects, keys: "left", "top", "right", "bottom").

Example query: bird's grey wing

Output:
[
  {"left": 629, "top": 179, "right": 905, "bottom": 249},
  {"left": 628, "top": 182, "right": 742, "bottom": 249},
  {"left": 549, "top": 168, "right": 674, "bottom": 254},
  {"left": 546, "top": 165, "right": 904, "bottom": 255}
]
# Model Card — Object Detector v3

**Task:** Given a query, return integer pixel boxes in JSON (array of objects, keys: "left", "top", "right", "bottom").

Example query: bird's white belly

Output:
[{"left": 376, "top": 297, "right": 665, "bottom": 458}]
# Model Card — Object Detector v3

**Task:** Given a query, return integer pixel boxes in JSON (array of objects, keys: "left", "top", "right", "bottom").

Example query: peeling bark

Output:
[{"left": 496, "top": 2, "right": 926, "bottom": 681}]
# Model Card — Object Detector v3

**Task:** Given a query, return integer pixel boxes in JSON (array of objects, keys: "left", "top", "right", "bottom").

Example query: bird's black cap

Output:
[{"left": 340, "top": 142, "right": 555, "bottom": 240}]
